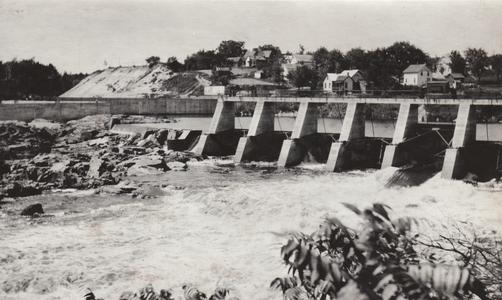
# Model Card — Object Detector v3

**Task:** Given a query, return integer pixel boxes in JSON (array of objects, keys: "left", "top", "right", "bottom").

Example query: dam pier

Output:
[{"left": 194, "top": 96, "right": 502, "bottom": 180}]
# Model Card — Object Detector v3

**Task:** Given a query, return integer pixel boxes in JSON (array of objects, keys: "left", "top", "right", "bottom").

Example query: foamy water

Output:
[{"left": 1, "top": 163, "right": 501, "bottom": 300}]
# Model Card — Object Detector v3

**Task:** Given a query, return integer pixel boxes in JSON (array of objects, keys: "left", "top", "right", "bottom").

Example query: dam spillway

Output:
[{"left": 193, "top": 96, "right": 502, "bottom": 180}]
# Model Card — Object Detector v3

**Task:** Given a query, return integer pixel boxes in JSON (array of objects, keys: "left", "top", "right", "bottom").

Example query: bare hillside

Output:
[{"left": 60, "top": 64, "right": 211, "bottom": 98}]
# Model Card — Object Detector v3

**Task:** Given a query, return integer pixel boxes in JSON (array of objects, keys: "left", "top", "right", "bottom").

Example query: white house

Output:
[
  {"left": 323, "top": 73, "right": 353, "bottom": 93},
  {"left": 323, "top": 69, "right": 366, "bottom": 93},
  {"left": 402, "top": 64, "right": 432, "bottom": 87},
  {"left": 254, "top": 70, "right": 263, "bottom": 79},
  {"left": 287, "top": 54, "right": 313, "bottom": 66}
]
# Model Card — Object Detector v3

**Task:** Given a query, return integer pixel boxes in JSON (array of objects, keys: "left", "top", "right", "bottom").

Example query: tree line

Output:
[
  {"left": 3, "top": 40, "right": 502, "bottom": 100},
  {"left": 289, "top": 43, "right": 502, "bottom": 90},
  {"left": 0, "top": 59, "right": 87, "bottom": 100},
  {"left": 156, "top": 40, "right": 502, "bottom": 90}
]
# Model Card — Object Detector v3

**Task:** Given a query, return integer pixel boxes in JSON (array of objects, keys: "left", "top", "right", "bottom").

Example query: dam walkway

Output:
[{"left": 193, "top": 96, "right": 502, "bottom": 180}]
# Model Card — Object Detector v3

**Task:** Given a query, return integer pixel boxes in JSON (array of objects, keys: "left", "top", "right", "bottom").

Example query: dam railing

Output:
[{"left": 193, "top": 96, "right": 502, "bottom": 180}]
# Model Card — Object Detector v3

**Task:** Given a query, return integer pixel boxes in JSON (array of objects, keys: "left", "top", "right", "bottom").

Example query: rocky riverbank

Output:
[{"left": 0, "top": 115, "right": 204, "bottom": 200}]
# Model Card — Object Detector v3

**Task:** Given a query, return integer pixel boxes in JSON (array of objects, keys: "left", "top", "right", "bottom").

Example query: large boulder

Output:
[
  {"left": 0, "top": 121, "right": 57, "bottom": 159},
  {"left": 166, "top": 161, "right": 187, "bottom": 171},
  {"left": 137, "top": 133, "right": 161, "bottom": 148},
  {"left": 20, "top": 203, "right": 44, "bottom": 216},
  {"left": 87, "top": 156, "right": 105, "bottom": 178},
  {"left": 2, "top": 182, "right": 42, "bottom": 198}
]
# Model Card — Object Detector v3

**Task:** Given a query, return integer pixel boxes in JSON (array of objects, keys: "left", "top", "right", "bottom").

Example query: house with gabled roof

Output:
[
  {"left": 402, "top": 64, "right": 432, "bottom": 87},
  {"left": 286, "top": 54, "right": 313, "bottom": 66},
  {"left": 243, "top": 49, "right": 274, "bottom": 68},
  {"left": 323, "top": 69, "right": 366, "bottom": 93},
  {"left": 445, "top": 73, "right": 466, "bottom": 90}
]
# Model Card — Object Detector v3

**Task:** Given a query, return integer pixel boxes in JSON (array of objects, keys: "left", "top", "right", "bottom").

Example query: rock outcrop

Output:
[{"left": 0, "top": 115, "right": 205, "bottom": 198}]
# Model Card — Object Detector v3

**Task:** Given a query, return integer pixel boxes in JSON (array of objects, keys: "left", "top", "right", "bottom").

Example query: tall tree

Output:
[
  {"left": 312, "top": 47, "right": 346, "bottom": 87},
  {"left": 464, "top": 48, "right": 488, "bottom": 82},
  {"left": 146, "top": 56, "right": 160, "bottom": 67},
  {"left": 0, "top": 59, "right": 84, "bottom": 99},
  {"left": 270, "top": 60, "right": 284, "bottom": 84},
  {"left": 345, "top": 48, "right": 368, "bottom": 70},
  {"left": 257, "top": 44, "right": 282, "bottom": 61},
  {"left": 217, "top": 40, "right": 245, "bottom": 58},
  {"left": 426, "top": 56, "right": 441, "bottom": 73},
  {"left": 365, "top": 48, "right": 398, "bottom": 90},
  {"left": 329, "top": 49, "right": 347, "bottom": 72},
  {"left": 287, "top": 65, "right": 319, "bottom": 89},
  {"left": 166, "top": 56, "right": 183, "bottom": 72},
  {"left": 255, "top": 44, "right": 282, "bottom": 79},
  {"left": 184, "top": 50, "right": 224, "bottom": 70},
  {"left": 385, "top": 41, "right": 429, "bottom": 74},
  {"left": 298, "top": 44, "right": 305, "bottom": 54},
  {"left": 449, "top": 50, "right": 466, "bottom": 74},
  {"left": 489, "top": 54, "right": 502, "bottom": 82}
]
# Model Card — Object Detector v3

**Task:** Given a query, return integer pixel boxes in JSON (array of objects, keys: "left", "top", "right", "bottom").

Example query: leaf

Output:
[
  {"left": 342, "top": 203, "right": 362, "bottom": 215},
  {"left": 372, "top": 203, "right": 391, "bottom": 221},
  {"left": 407, "top": 263, "right": 487, "bottom": 299}
]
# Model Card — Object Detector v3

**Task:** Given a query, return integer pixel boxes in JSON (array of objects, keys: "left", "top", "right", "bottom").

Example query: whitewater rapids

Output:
[{"left": 0, "top": 161, "right": 500, "bottom": 300}]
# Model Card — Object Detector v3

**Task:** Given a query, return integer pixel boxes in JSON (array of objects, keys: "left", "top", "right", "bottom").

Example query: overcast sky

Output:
[{"left": 1, "top": 0, "right": 501, "bottom": 74}]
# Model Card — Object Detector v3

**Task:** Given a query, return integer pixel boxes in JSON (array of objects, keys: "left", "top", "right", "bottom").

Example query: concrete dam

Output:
[{"left": 192, "top": 96, "right": 502, "bottom": 180}]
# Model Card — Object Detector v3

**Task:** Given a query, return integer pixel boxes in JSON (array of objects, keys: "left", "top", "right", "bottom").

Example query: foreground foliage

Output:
[{"left": 272, "top": 203, "right": 500, "bottom": 300}]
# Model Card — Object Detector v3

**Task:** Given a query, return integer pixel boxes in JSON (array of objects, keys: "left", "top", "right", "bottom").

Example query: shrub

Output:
[{"left": 272, "top": 203, "right": 499, "bottom": 300}]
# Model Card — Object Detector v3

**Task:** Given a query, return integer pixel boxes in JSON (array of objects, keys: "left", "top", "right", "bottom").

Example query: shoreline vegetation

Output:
[{"left": 272, "top": 203, "right": 501, "bottom": 300}]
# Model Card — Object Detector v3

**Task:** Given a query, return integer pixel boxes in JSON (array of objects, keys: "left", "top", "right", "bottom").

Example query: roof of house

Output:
[
  {"left": 340, "top": 69, "right": 361, "bottom": 77},
  {"left": 260, "top": 50, "right": 272, "bottom": 58},
  {"left": 446, "top": 73, "right": 465, "bottom": 79},
  {"left": 243, "top": 50, "right": 255, "bottom": 58},
  {"left": 334, "top": 75, "right": 350, "bottom": 83},
  {"left": 325, "top": 71, "right": 359, "bottom": 82},
  {"left": 227, "top": 57, "right": 241, "bottom": 62},
  {"left": 325, "top": 73, "right": 339, "bottom": 81},
  {"left": 403, "top": 64, "right": 430, "bottom": 74},
  {"left": 229, "top": 77, "right": 278, "bottom": 86},
  {"left": 292, "top": 54, "right": 313, "bottom": 63}
]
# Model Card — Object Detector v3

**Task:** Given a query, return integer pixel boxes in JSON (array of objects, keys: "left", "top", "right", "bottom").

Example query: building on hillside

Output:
[
  {"left": 284, "top": 54, "right": 313, "bottom": 66},
  {"left": 254, "top": 70, "right": 263, "bottom": 79},
  {"left": 243, "top": 49, "right": 274, "bottom": 68},
  {"left": 281, "top": 54, "right": 314, "bottom": 82},
  {"left": 445, "top": 73, "right": 465, "bottom": 87},
  {"left": 254, "top": 50, "right": 272, "bottom": 69},
  {"left": 243, "top": 50, "right": 256, "bottom": 67},
  {"left": 341, "top": 69, "right": 365, "bottom": 84},
  {"left": 402, "top": 64, "right": 432, "bottom": 87},
  {"left": 323, "top": 73, "right": 353, "bottom": 94},
  {"left": 227, "top": 57, "right": 242, "bottom": 68},
  {"left": 323, "top": 69, "right": 367, "bottom": 94},
  {"left": 333, "top": 75, "right": 353, "bottom": 94}
]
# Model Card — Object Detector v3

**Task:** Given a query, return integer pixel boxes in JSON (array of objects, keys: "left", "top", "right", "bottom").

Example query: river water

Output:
[{"left": 1, "top": 159, "right": 501, "bottom": 300}]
